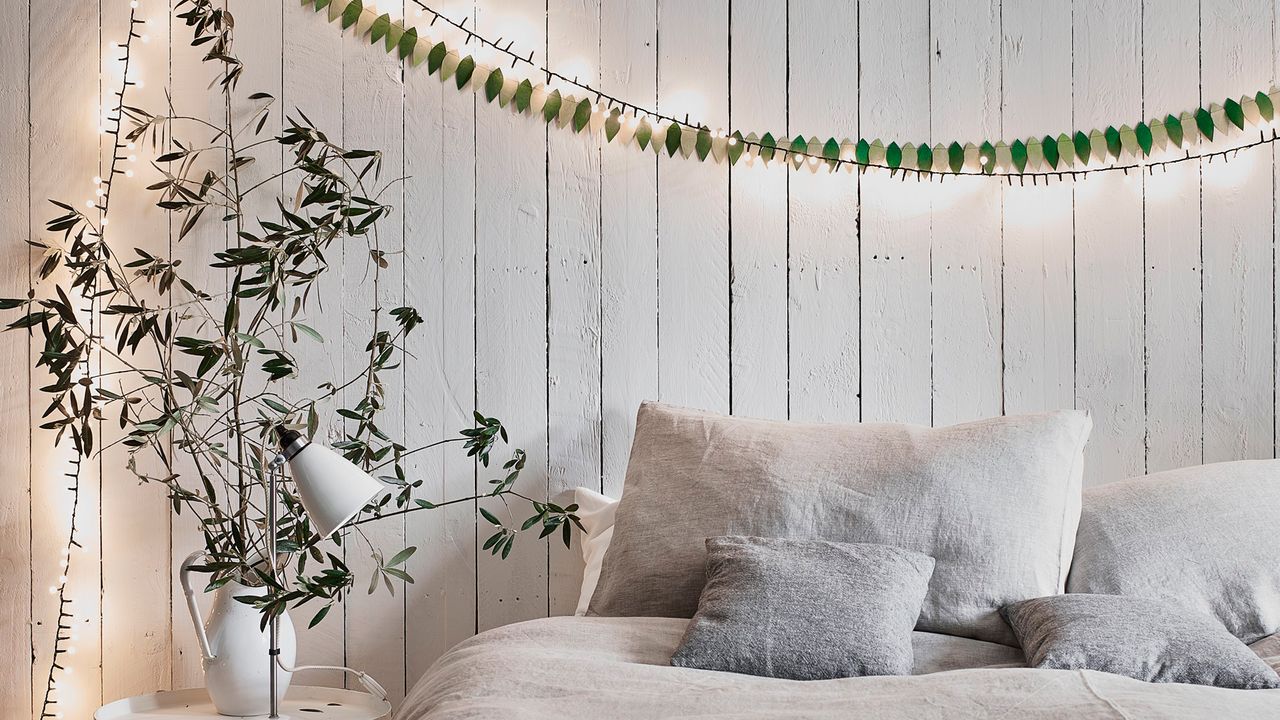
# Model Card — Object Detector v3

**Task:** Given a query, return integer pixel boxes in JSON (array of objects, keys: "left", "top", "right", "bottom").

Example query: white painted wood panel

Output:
[{"left": 8, "top": 2, "right": 1280, "bottom": 716}]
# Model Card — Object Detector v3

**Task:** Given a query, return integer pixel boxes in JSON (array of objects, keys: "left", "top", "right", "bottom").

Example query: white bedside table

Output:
[{"left": 95, "top": 686, "right": 391, "bottom": 719}]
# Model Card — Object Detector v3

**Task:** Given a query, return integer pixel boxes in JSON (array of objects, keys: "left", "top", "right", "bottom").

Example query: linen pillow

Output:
[
  {"left": 571, "top": 487, "right": 619, "bottom": 615},
  {"left": 1002, "top": 594, "right": 1280, "bottom": 690},
  {"left": 589, "top": 402, "right": 1092, "bottom": 645},
  {"left": 1067, "top": 459, "right": 1280, "bottom": 644},
  {"left": 670, "top": 536, "right": 935, "bottom": 680}
]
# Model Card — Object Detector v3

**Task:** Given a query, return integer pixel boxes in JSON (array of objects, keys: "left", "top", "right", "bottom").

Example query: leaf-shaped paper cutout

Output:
[
  {"left": 1011, "top": 140, "right": 1027, "bottom": 172},
  {"left": 823, "top": 138, "right": 841, "bottom": 169},
  {"left": 886, "top": 142, "right": 902, "bottom": 169},
  {"left": 1224, "top": 98, "right": 1245, "bottom": 130},
  {"left": 394, "top": 27, "right": 415, "bottom": 59},
  {"left": 384, "top": 22, "right": 404, "bottom": 52},
  {"left": 1072, "top": 131, "right": 1091, "bottom": 165},
  {"left": 856, "top": 138, "right": 870, "bottom": 165},
  {"left": 1257, "top": 91, "right": 1275, "bottom": 121},
  {"left": 341, "top": 0, "right": 362, "bottom": 29},
  {"left": 979, "top": 141, "right": 995, "bottom": 172},
  {"left": 370, "top": 13, "right": 390, "bottom": 43},
  {"left": 635, "top": 120, "right": 652, "bottom": 150},
  {"left": 947, "top": 141, "right": 964, "bottom": 173},
  {"left": 1165, "top": 114, "right": 1184, "bottom": 147},
  {"left": 542, "top": 90, "right": 562, "bottom": 123},
  {"left": 789, "top": 135, "right": 808, "bottom": 160},
  {"left": 1194, "top": 107, "right": 1214, "bottom": 140},
  {"left": 1042, "top": 135, "right": 1060, "bottom": 168},
  {"left": 1104, "top": 126, "right": 1121, "bottom": 158},
  {"left": 485, "top": 69, "right": 504, "bottom": 104},
  {"left": 696, "top": 128, "right": 713, "bottom": 160},
  {"left": 910, "top": 143, "right": 930, "bottom": 171},
  {"left": 728, "top": 131, "right": 745, "bottom": 165},
  {"left": 604, "top": 111, "right": 621, "bottom": 142},
  {"left": 315, "top": 0, "right": 333, "bottom": 10},
  {"left": 454, "top": 55, "right": 475, "bottom": 88},
  {"left": 513, "top": 79, "right": 533, "bottom": 113},
  {"left": 423, "top": 42, "right": 445, "bottom": 74},
  {"left": 572, "top": 99, "right": 592, "bottom": 132},
  {"left": 759, "top": 132, "right": 777, "bottom": 163},
  {"left": 665, "top": 123, "right": 683, "bottom": 157},
  {"left": 1136, "top": 122, "right": 1153, "bottom": 155}
]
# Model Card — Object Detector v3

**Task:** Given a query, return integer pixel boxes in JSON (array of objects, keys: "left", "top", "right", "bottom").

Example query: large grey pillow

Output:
[
  {"left": 1067, "top": 459, "right": 1280, "bottom": 644},
  {"left": 1002, "top": 594, "right": 1280, "bottom": 690},
  {"left": 589, "top": 402, "right": 1092, "bottom": 645},
  {"left": 671, "top": 536, "right": 934, "bottom": 680}
]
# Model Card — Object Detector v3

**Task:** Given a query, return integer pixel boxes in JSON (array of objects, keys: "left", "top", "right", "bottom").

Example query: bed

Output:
[{"left": 400, "top": 617, "right": 1280, "bottom": 719}]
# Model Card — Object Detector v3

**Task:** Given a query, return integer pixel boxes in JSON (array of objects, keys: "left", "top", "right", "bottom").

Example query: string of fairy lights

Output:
[
  {"left": 39, "top": 3, "right": 147, "bottom": 718},
  {"left": 317, "top": 0, "right": 1280, "bottom": 183}
]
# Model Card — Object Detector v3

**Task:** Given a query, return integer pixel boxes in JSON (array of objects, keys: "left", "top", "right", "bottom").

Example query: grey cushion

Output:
[
  {"left": 1002, "top": 593, "right": 1280, "bottom": 690},
  {"left": 670, "top": 537, "right": 934, "bottom": 680},
  {"left": 589, "top": 402, "right": 1092, "bottom": 645},
  {"left": 1068, "top": 459, "right": 1280, "bottom": 644}
]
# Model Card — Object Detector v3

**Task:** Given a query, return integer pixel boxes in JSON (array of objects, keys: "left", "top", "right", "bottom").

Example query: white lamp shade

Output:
[{"left": 286, "top": 442, "right": 385, "bottom": 538}]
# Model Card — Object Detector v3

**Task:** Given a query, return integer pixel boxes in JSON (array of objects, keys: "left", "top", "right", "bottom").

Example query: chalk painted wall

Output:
[{"left": 2, "top": 0, "right": 1277, "bottom": 715}]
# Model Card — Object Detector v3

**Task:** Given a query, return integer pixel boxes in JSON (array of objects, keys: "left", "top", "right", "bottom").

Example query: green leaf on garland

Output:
[
  {"left": 604, "top": 111, "right": 621, "bottom": 142},
  {"left": 1136, "top": 122, "right": 1153, "bottom": 155},
  {"left": 1104, "top": 126, "right": 1122, "bottom": 158},
  {"left": 1011, "top": 139, "right": 1027, "bottom": 173},
  {"left": 728, "top": 131, "right": 745, "bottom": 165},
  {"left": 759, "top": 133, "right": 777, "bottom": 163},
  {"left": 635, "top": 120, "right": 653, "bottom": 150},
  {"left": 1072, "top": 131, "right": 1091, "bottom": 165},
  {"left": 917, "top": 143, "right": 933, "bottom": 171},
  {"left": 886, "top": 142, "right": 902, "bottom": 169},
  {"left": 665, "top": 123, "right": 683, "bottom": 157},
  {"left": 947, "top": 141, "right": 964, "bottom": 173},
  {"left": 370, "top": 13, "right": 391, "bottom": 44},
  {"left": 979, "top": 141, "right": 995, "bottom": 172},
  {"left": 485, "top": 68, "right": 504, "bottom": 104},
  {"left": 542, "top": 90, "right": 562, "bottom": 123},
  {"left": 1224, "top": 98, "right": 1245, "bottom": 130},
  {"left": 1194, "top": 107, "right": 1214, "bottom": 141},
  {"left": 454, "top": 55, "right": 475, "bottom": 88},
  {"left": 1257, "top": 91, "right": 1274, "bottom": 121},
  {"left": 1042, "top": 135, "right": 1059, "bottom": 168},
  {"left": 696, "top": 127, "right": 713, "bottom": 160},
  {"left": 315, "top": 0, "right": 332, "bottom": 10},
  {"left": 341, "top": 0, "right": 362, "bottom": 28},
  {"left": 790, "top": 135, "right": 808, "bottom": 159},
  {"left": 855, "top": 138, "right": 870, "bottom": 165},
  {"left": 384, "top": 22, "right": 404, "bottom": 52},
  {"left": 1165, "top": 114, "right": 1184, "bottom": 147},
  {"left": 426, "top": 42, "right": 446, "bottom": 73},
  {"left": 514, "top": 79, "right": 533, "bottom": 113},
  {"left": 823, "top": 138, "right": 840, "bottom": 169},
  {"left": 572, "top": 99, "right": 592, "bottom": 132},
  {"left": 397, "top": 27, "right": 418, "bottom": 60}
]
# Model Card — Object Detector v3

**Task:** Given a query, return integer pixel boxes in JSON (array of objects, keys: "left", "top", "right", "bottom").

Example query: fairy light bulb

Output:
[
  {"left": 727, "top": 136, "right": 738, "bottom": 146},
  {"left": 126, "top": 142, "right": 135, "bottom": 150},
  {"left": 102, "top": 217, "right": 110, "bottom": 226},
  {"left": 125, "top": 169, "right": 134, "bottom": 178},
  {"left": 58, "top": 575, "right": 67, "bottom": 584},
  {"left": 808, "top": 156, "right": 819, "bottom": 167},
  {"left": 92, "top": 176, "right": 102, "bottom": 185},
  {"left": 95, "top": 188, "right": 105, "bottom": 197},
  {"left": 130, "top": 0, "right": 138, "bottom": 7},
  {"left": 127, "top": 154, "right": 137, "bottom": 163},
  {"left": 84, "top": 200, "right": 95, "bottom": 209},
  {"left": 141, "top": 34, "right": 150, "bottom": 43},
  {"left": 48, "top": 586, "right": 58, "bottom": 594}
]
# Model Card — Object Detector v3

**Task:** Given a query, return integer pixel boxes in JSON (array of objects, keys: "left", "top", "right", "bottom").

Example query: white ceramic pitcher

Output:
[{"left": 180, "top": 551, "right": 296, "bottom": 716}]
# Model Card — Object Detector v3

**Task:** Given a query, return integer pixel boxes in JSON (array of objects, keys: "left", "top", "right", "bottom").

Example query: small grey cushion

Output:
[
  {"left": 670, "top": 536, "right": 935, "bottom": 680},
  {"left": 1068, "top": 459, "right": 1280, "bottom": 644},
  {"left": 1002, "top": 594, "right": 1280, "bottom": 690},
  {"left": 590, "top": 402, "right": 1092, "bottom": 645}
]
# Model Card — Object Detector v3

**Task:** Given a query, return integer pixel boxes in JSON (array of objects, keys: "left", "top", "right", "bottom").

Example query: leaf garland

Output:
[{"left": 309, "top": 0, "right": 1280, "bottom": 177}]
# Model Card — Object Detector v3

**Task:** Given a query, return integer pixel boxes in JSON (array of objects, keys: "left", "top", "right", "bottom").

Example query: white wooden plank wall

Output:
[{"left": 3, "top": 0, "right": 1279, "bottom": 714}]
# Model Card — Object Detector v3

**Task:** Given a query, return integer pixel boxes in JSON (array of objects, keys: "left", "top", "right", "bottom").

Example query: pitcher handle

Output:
[{"left": 180, "top": 550, "right": 216, "bottom": 661}]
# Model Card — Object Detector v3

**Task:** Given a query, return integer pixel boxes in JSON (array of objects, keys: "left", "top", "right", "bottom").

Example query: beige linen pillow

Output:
[{"left": 588, "top": 402, "right": 1092, "bottom": 645}]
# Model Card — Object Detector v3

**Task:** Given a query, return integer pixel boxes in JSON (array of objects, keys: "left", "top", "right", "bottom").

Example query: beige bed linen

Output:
[{"left": 398, "top": 617, "right": 1280, "bottom": 720}]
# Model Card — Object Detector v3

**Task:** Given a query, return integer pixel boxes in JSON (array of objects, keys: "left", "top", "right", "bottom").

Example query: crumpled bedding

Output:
[{"left": 398, "top": 616, "right": 1280, "bottom": 719}]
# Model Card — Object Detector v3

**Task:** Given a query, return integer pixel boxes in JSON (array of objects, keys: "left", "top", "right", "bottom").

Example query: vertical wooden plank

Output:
[
  {"left": 1075, "top": 0, "right": 1145, "bottom": 484},
  {"left": 0, "top": 1, "right": 31, "bottom": 716},
  {"left": 599, "top": 0, "right": 657, "bottom": 495},
  {"left": 728, "top": 0, "right": 787, "bottom": 420},
  {"left": 859, "top": 0, "right": 930, "bottom": 426},
  {"left": 341, "top": 0, "right": 407, "bottom": 703},
  {"left": 281, "top": 0, "right": 347, "bottom": 686},
  {"left": 1143, "top": 0, "right": 1202, "bottom": 472},
  {"left": 1201, "top": 0, "right": 1274, "bottom": 464},
  {"left": 656, "top": 0, "right": 729, "bottom": 413},
  {"left": 100, "top": 0, "right": 172, "bottom": 701},
  {"left": 404, "top": 0, "right": 479, "bottom": 682},
  {"left": 930, "top": 0, "right": 1002, "bottom": 427},
  {"left": 474, "top": 0, "right": 548, "bottom": 632},
  {"left": 547, "top": 0, "right": 601, "bottom": 616},
  {"left": 788, "top": 0, "right": 859, "bottom": 424},
  {"left": 29, "top": 0, "right": 104, "bottom": 714},
  {"left": 1002, "top": 0, "right": 1075, "bottom": 417}
]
